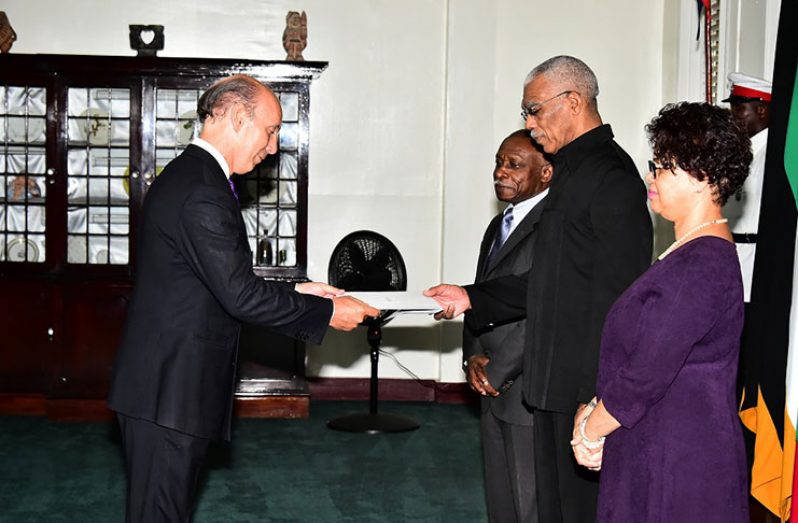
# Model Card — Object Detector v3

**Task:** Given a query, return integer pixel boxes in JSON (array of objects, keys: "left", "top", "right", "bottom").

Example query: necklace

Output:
[{"left": 657, "top": 218, "right": 728, "bottom": 260}]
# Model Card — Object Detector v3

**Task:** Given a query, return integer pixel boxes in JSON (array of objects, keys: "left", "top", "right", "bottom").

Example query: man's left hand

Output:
[{"left": 466, "top": 355, "right": 499, "bottom": 397}]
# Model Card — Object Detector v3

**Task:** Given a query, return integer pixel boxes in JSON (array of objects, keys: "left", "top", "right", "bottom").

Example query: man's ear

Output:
[
  {"left": 565, "top": 91, "right": 582, "bottom": 115},
  {"left": 230, "top": 102, "right": 247, "bottom": 132},
  {"left": 756, "top": 103, "right": 769, "bottom": 122},
  {"left": 540, "top": 164, "right": 554, "bottom": 184}
]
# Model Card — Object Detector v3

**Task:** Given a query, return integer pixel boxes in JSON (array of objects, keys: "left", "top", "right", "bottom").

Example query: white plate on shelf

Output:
[
  {"left": 78, "top": 108, "right": 111, "bottom": 146},
  {"left": 5, "top": 237, "right": 41, "bottom": 262}
]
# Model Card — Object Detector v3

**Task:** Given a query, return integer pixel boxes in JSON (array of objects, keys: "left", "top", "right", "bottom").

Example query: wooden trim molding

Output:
[
  {"left": 45, "top": 399, "right": 114, "bottom": 422},
  {"left": 235, "top": 396, "right": 309, "bottom": 419},
  {"left": 308, "top": 378, "right": 475, "bottom": 405},
  {"left": 0, "top": 381, "right": 474, "bottom": 421},
  {"left": 0, "top": 393, "right": 46, "bottom": 416}
]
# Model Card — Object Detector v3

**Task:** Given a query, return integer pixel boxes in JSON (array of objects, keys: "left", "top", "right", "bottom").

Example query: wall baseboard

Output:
[
  {"left": 0, "top": 380, "right": 474, "bottom": 421},
  {"left": 308, "top": 378, "right": 474, "bottom": 405},
  {"left": 0, "top": 393, "right": 46, "bottom": 416},
  {"left": 235, "top": 395, "right": 309, "bottom": 418}
]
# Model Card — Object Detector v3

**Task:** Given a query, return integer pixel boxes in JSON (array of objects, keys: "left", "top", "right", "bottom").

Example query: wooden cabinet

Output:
[{"left": 0, "top": 54, "right": 326, "bottom": 416}]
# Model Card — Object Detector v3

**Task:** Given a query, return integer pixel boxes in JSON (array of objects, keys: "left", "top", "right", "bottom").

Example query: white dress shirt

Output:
[
  {"left": 724, "top": 128, "right": 768, "bottom": 302},
  {"left": 192, "top": 137, "right": 231, "bottom": 179},
  {"left": 504, "top": 188, "right": 549, "bottom": 237}
]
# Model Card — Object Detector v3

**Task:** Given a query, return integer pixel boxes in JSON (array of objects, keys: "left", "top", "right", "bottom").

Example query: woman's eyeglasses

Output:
[{"left": 648, "top": 160, "right": 667, "bottom": 178}]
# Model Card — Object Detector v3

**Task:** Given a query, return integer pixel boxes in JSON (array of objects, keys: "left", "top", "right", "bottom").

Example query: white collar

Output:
[
  {"left": 192, "top": 137, "right": 231, "bottom": 178},
  {"left": 750, "top": 128, "right": 768, "bottom": 151},
  {"left": 506, "top": 188, "right": 549, "bottom": 220}
]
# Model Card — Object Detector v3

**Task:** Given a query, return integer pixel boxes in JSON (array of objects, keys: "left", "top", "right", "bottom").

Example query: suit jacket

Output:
[
  {"left": 466, "top": 125, "right": 653, "bottom": 413},
  {"left": 108, "top": 145, "right": 332, "bottom": 441},
  {"left": 463, "top": 198, "right": 544, "bottom": 426}
]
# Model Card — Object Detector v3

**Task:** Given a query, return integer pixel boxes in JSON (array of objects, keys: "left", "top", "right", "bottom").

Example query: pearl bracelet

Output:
[{"left": 578, "top": 416, "right": 605, "bottom": 449}]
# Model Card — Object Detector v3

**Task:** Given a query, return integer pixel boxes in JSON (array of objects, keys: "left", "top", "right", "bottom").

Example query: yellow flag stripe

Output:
[{"left": 739, "top": 387, "right": 796, "bottom": 521}]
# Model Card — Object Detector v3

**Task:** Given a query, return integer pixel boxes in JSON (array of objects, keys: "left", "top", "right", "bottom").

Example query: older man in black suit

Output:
[
  {"left": 464, "top": 130, "right": 552, "bottom": 523},
  {"left": 108, "top": 75, "right": 378, "bottom": 522},
  {"left": 426, "top": 56, "right": 652, "bottom": 522}
]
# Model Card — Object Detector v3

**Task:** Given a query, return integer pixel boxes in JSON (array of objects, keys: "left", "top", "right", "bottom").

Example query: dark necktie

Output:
[
  {"left": 228, "top": 177, "right": 239, "bottom": 202},
  {"left": 484, "top": 207, "right": 513, "bottom": 272}
]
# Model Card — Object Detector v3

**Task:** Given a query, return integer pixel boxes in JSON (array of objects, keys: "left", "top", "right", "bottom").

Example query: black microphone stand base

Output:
[
  {"left": 326, "top": 315, "right": 419, "bottom": 434},
  {"left": 327, "top": 412, "right": 419, "bottom": 434}
]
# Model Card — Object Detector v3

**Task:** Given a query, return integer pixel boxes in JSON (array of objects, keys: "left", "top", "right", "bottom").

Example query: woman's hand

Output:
[
  {"left": 571, "top": 438, "right": 604, "bottom": 471},
  {"left": 570, "top": 397, "right": 617, "bottom": 471}
]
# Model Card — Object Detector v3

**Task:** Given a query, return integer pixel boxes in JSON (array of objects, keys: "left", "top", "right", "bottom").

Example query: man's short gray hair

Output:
[
  {"left": 197, "top": 74, "right": 267, "bottom": 122},
  {"left": 524, "top": 55, "right": 599, "bottom": 104}
]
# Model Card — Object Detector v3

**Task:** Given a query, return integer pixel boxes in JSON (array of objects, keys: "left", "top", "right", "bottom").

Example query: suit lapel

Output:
[
  {"left": 183, "top": 144, "right": 249, "bottom": 245},
  {"left": 184, "top": 145, "right": 230, "bottom": 192},
  {"left": 476, "top": 214, "right": 502, "bottom": 281},
  {"left": 483, "top": 198, "right": 546, "bottom": 278}
]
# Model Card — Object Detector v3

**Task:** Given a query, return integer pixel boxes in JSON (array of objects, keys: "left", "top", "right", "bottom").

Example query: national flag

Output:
[{"left": 738, "top": 2, "right": 798, "bottom": 521}]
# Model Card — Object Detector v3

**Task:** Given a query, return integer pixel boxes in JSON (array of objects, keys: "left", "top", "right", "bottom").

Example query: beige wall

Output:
[{"left": 6, "top": 0, "right": 671, "bottom": 383}]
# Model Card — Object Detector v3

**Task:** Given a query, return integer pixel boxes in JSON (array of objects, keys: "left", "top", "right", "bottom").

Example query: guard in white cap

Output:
[{"left": 722, "top": 71, "right": 772, "bottom": 303}]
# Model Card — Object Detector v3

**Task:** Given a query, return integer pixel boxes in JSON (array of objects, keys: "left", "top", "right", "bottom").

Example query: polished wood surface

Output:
[
  {"left": 235, "top": 396, "right": 309, "bottom": 419},
  {"left": 54, "top": 283, "right": 130, "bottom": 397},
  {"left": 0, "top": 394, "right": 310, "bottom": 420},
  {"left": 0, "top": 281, "right": 52, "bottom": 393}
]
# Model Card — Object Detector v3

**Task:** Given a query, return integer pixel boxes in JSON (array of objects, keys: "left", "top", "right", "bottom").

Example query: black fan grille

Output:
[{"left": 328, "top": 232, "right": 406, "bottom": 292}]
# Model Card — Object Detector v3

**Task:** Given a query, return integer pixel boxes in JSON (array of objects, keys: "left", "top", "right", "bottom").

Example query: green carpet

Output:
[{"left": 0, "top": 401, "right": 486, "bottom": 522}]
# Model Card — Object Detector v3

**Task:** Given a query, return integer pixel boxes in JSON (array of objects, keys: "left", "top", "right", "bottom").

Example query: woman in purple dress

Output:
[{"left": 570, "top": 102, "right": 752, "bottom": 522}]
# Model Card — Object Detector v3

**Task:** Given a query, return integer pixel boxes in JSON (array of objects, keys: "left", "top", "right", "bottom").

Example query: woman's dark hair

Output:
[{"left": 645, "top": 101, "right": 752, "bottom": 205}]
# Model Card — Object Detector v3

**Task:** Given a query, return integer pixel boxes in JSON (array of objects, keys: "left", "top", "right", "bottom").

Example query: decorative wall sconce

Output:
[{"left": 129, "top": 25, "right": 164, "bottom": 57}]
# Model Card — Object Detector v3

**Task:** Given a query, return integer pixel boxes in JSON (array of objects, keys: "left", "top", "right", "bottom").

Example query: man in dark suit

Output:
[
  {"left": 108, "top": 75, "right": 379, "bottom": 522},
  {"left": 464, "top": 130, "right": 552, "bottom": 523},
  {"left": 426, "top": 56, "right": 652, "bottom": 522}
]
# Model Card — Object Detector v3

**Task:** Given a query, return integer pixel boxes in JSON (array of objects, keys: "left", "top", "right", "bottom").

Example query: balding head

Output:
[
  {"left": 197, "top": 74, "right": 282, "bottom": 174},
  {"left": 197, "top": 74, "right": 275, "bottom": 123},
  {"left": 493, "top": 130, "right": 552, "bottom": 204}
]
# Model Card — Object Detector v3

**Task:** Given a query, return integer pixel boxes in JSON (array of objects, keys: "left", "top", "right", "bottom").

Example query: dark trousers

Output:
[
  {"left": 117, "top": 413, "right": 211, "bottom": 523},
  {"left": 481, "top": 409, "right": 537, "bottom": 523},
  {"left": 533, "top": 409, "right": 599, "bottom": 523}
]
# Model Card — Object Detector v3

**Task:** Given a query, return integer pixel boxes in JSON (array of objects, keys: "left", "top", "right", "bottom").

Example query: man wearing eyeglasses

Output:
[{"left": 426, "top": 55, "right": 652, "bottom": 522}]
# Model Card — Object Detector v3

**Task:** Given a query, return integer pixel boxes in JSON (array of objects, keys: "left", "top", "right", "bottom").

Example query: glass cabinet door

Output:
[
  {"left": 242, "top": 90, "right": 300, "bottom": 269},
  {"left": 152, "top": 84, "right": 303, "bottom": 273},
  {"left": 65, "top": 87, "right": 131, "bottom": 266},
  {"left": 0, "top": 85, "right": 47, "bottom": 263}
]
